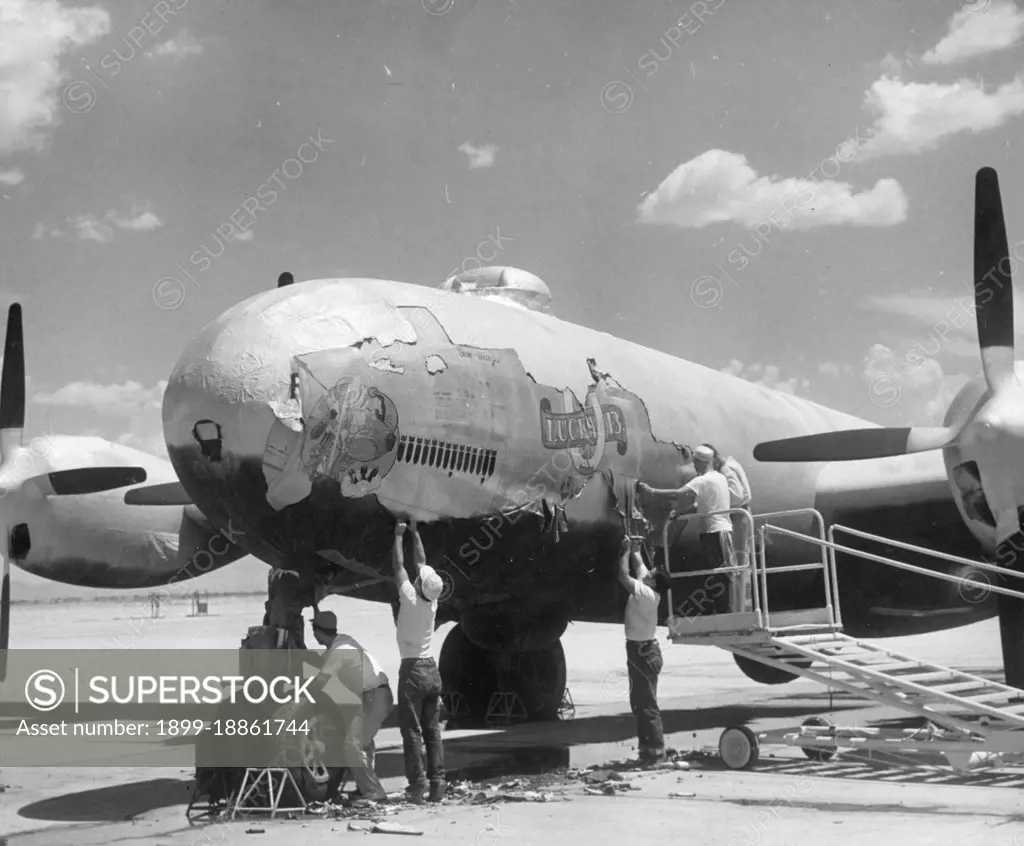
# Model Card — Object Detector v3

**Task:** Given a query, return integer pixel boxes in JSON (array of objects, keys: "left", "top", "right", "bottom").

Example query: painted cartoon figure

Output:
[{"left": 305, "top": 377, "right": 400, "bottom": 496}]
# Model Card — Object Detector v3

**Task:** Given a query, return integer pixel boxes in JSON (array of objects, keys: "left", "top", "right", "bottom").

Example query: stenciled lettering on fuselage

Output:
[
  {"left": 539, "top": 387, "right": 627, "bottom": 475},
  {"left": 303, "top": 375, "right": 401, "bottom": 496}
]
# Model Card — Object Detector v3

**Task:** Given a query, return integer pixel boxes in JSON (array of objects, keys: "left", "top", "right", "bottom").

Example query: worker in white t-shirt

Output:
[
  {"left": 300, "top": 611, "right": 386, "bottom": 804},
  {"left": 392, "top": 519, "right": 446, "bottom": 804},
  {"left": 704, "top": 443, "right": 753, "bottom": 612},
  {"left": 639, "top": 444, "right": 737, "bottom": 613},
  {"left": 618, "top": 535, "right": 672, "bottom": 766},
  {"left": 313, "top": 612, "right": 394, "bottom": 790}
]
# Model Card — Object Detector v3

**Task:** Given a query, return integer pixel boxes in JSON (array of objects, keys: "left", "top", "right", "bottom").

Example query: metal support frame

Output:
[
  {"left": 663, "top": 506, "right": 838, "bottom": 638},
  {"left": 663, "top": 506, "right": 1024, "bottom": 772},
  {"left": 486, "top": 691, "right": 528, "bottom": 725},
  {"left": 230, "top": 767, "right": 308, "bottom": 818}
]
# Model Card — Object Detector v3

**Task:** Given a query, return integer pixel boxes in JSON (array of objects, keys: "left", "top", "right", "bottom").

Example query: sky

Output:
[{"left": 2, "top": 0, "right": 1024, "bottom": 458}]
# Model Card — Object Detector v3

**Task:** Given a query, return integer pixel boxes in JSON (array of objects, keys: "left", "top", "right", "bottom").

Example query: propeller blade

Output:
[
  {"left": 0, "top": 303, "right": 25, "bottom": 462},
  {"left": 753, "top": 426, "right": 954, "bottom": 463},
  {"left": 0, "top": 550, "right": 9, "bottom": 682},
  {"left": 277, "top": 272, "right": 294, "bottom": 288},
  {"left": 974, "top": 167, "right": 1015, "bottom": 390},
  {"left": 124, "top": 481, "right": 193, "bottom": 505},
  {"left": 26, "top": 466, "right": 148, "bottom": 497}
]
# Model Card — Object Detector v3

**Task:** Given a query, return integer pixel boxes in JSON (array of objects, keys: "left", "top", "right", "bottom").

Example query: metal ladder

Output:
[{"left": 661, "top": 507, "right": 1024, "bottom": 760}]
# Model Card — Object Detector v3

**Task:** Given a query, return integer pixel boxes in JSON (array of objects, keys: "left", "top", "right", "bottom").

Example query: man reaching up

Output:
[{"left": 392, "top": 519, "right": 446, "bottom": 804}]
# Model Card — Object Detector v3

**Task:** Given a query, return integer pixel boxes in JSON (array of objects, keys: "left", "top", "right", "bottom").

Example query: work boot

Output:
[
  {"left": 405, "top": 782, "right": 427, "bottom": 805},
  {"left": 427, "top": 781, "right": 446, "bottom": 803}
]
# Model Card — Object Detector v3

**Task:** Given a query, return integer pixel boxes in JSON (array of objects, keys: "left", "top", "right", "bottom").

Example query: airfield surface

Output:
[{"left": 1, "top": 571, "right": 1023, "bottom": 845}]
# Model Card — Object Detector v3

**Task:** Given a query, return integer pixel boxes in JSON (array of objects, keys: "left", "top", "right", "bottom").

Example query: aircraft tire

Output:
[
  {"left": 732, "top": 653, "right": 810, "bottom": 685},
  {"left": 439, "top": 625, "right": 567, "bottom": 723},
  {"left": 268, "top": 699, "right": 346, "bottom": 803}
]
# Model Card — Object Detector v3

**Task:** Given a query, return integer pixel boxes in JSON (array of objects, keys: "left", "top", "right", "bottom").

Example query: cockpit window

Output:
[{"left": 952, "top": 461, "right": 996, "bottom": 527}]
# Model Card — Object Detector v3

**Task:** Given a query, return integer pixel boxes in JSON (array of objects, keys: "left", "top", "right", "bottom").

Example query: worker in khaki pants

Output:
[
  {"left": 703, "top": 444, "right": 753, "bottom": 612},
  {"left": 311, "top": 610, "right": 393, "bottom": 801}
]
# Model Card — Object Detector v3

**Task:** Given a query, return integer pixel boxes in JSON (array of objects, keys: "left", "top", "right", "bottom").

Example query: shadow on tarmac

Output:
[{"left": 16, "top": 701, "right": 855, "bottom": 822}]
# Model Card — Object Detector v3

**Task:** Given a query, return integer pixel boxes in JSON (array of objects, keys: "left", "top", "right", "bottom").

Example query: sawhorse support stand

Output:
[
  {"left": 442, "top": 690, "right": 472, "bottom": 722},
  {"left": 558, "top": 688, "right": 575, "bottom": 719},
  {"left": 486, "top": 692, "right": 527, "bottom": 725},
  {"left": 230, "top": 768, "right": 308, "bottom": 819}
]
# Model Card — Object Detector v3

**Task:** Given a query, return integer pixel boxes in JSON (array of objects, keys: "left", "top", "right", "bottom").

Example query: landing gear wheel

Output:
[
  {"left": 733, "top": 653, "right": 811, "bottom": 685},
  {"left": 719, "top": 725, "right": 760, "bottom": 770},
  {"left": 799, "top": 716, "right": 836, "bottom": 762},
  {"left": 439, "top": 625, "right": 568, "bottom": 724},
  {"left": 439, "top": 625, "right": 498, "bottom": 723}
]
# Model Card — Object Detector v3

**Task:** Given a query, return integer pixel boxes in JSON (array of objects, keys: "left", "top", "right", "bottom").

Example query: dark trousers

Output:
[
  {"left": 700, "top": 530, "right": 736, "bottom": 614},
  {"left": 397, "top": 657, "right": 445, "bottom": 788},
  {"left": 626, "top": 639, "right": 664, "bottom": 759}
]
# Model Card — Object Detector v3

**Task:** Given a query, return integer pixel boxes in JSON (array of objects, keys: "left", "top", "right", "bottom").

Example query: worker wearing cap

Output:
[
  {"left": 312, "top": 610, "right": 394, "bottom": 796},
  {"left": 639, "top": 444, "right": 737, "bottom": 614},
  {"left": 392, "top": 519, "right": 446, "bottom": 804},
  {"left": 300, "top": 611, "right": 387, "bottom": 804},
  {"left": 618, "top": 534, "right": 673, "bottom": 766},
  {"left": 703, "top": 443, "right": 753, "bottom": 612}
]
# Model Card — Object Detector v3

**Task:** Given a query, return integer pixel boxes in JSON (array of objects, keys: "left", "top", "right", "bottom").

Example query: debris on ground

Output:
[
  {"left": 349, "top": 821, "right": 423, "bottom": 835},
  {"left": 668, "top": 791, "right": 696, "bottom": 799},
  {"left": 567, "top": 747, "right": 710, "bottom": 778},
  {"left": 304, "top": 776, "right": 564, "bottom": 822}
]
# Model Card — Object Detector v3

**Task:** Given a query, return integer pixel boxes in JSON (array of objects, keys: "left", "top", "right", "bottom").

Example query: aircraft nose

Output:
[
  {"left": 160, "top": 280, "right": 418, "bottom": 521},
  {"left": 161, "top": 293, "right": 304, "bottom": 519}
]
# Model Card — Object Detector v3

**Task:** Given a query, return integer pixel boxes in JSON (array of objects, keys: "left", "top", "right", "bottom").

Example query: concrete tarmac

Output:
[{"left": 1, "top": 592, "right": 1023, "bottom": 844}]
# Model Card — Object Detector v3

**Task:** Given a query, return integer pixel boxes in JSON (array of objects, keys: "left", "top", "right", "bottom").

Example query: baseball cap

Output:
[
  {"left": 417, "top": 566, "right": 444, "bottom": 601},
  {"left": 693, "top": 445, "right": 714, "bottom": 463},
  {"left": 312, "top": 610, "right": 338, "bottom": 632}
]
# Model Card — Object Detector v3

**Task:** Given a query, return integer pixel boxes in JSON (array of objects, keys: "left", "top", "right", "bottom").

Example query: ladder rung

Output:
[
  {"left": 855, "top": 660, "right": 925, "bottom": 673},
  {"left": 888, "top": 670, "right": 961, "bottom": 684},
  {"left": 966, "top": 691, "right": 1023, "bottom": 704},
  {"left": 930, "top": 681, "right": 1001, "bottom": 695},
  {"left": 779, "top": 634, "right": 850, "bottom": 646}
]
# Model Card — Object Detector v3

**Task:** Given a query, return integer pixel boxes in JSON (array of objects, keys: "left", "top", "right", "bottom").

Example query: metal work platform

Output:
[{"left": 661, "top": 506, "right": 1024, "bottom": 773}]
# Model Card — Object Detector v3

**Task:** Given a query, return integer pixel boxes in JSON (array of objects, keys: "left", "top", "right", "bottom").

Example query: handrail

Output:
[
  {"left": 765, "top": 524, "right": 1024, "bottom": 603},
  {"left": 662, "top": 506, "right": 759, "bottom": 625},
  {"left": 660, "top": 506, "right": 836, "bottom": 631},
  {"left": 829, "top": 524, "right": 1024, "bottom": 582},
  {"left": 659, "top": 501, "right": 1024, "bottom": 639}
]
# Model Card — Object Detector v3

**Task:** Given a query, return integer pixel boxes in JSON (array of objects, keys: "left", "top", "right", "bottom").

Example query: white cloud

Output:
[
  {"left": 458, "top": 141, "right": 498, "bottom": 169},
  {"left": 34, "top": 379, "right": 167, "bottom": 415},
  {"left": 818, "top": 361, "right": 856, "bottom": 378},
  {"left": 65, "top": 205, "right": 163, "bottom": 242},
  {"left": 862, "top": 343, "right": 970, "bottom": 423},
  {"left": 0, "top": 0, "right": 110, "bottom": 153},
  {"left": 0, "top": 168, "right": 24, "bottom": 185},
  {"left": 720, "top": 359, "right": 810, "bottom": 395},
  {"left": 922, "top": 0, "right": 1024, "bottom": 66},
  {"left": 637, "top": 150, "right": 907, "bottom": 230},
  {"left": 32, "top": 221, "right": 62, "bottom": 239},
  {"left": 69, "top": 213, "right": 113, "bottom": 242},
  {"left": 146, "top": 29, "right": 203, "bottom": 61},
  {"left": 111, "top": 209, "right": 162, "bottom": 231},
  {"left": 858, "top": 73, "right": 1024, "bottom": 159},
  {"left": 865, "top": 290, "right": 999, "bottom": 360},
  {"left": 35, "top": 379, "right": 168, "bottom": 458}
]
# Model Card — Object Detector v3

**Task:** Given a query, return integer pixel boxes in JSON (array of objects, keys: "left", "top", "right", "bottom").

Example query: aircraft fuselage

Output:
[{"left": 160, "top": 279, "right": 993, "bottom": 651}]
